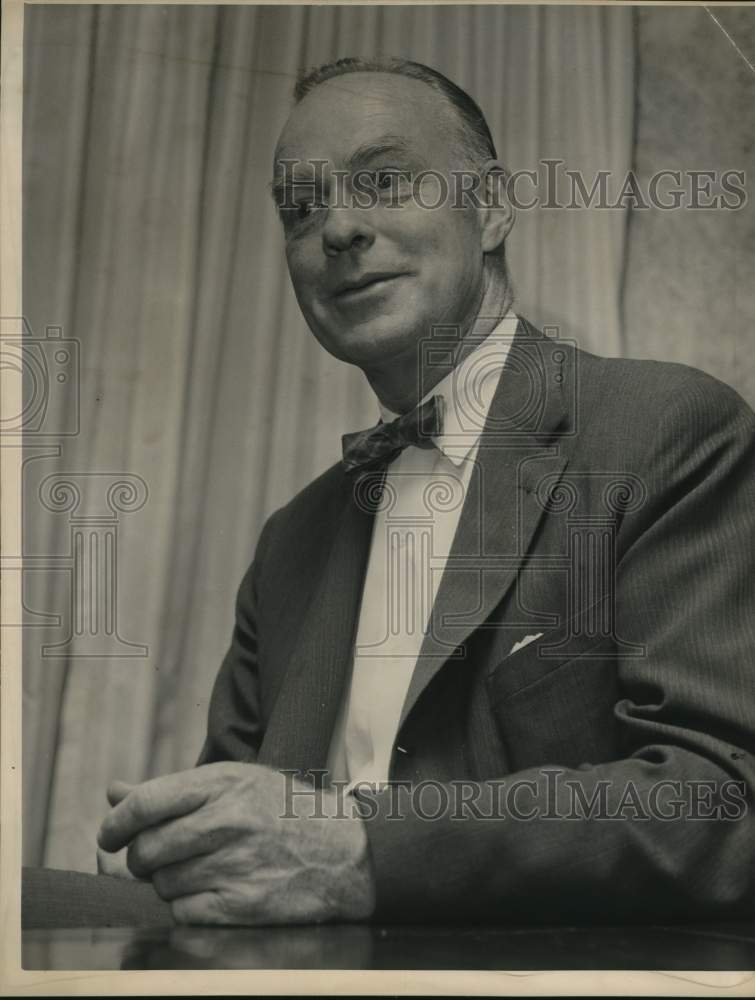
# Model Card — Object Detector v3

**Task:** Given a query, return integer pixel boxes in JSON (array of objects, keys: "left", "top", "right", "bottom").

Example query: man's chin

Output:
[
  {"left": 327, "top": 335, "right": 421, "bottom": 371},
  {"left": 314, "top": 321, "right": 425, "bottom": 370}
]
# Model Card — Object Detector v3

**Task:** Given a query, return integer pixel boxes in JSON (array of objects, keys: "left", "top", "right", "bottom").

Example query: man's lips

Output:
[{"left": 333, "top": 273, "right": 408, "bottom": 299}]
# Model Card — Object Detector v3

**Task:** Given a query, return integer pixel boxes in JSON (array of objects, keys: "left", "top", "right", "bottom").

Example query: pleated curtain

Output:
[{"left": 22, "top": 3, "right": 634, "bottom": 870}]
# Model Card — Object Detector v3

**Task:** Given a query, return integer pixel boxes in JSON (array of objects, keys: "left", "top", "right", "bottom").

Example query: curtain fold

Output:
[{"left": 22, "top": 4, "right": 635, "bottom": 870}]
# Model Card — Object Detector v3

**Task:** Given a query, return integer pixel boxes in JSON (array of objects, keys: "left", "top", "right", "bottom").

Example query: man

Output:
[{"left": 97, "top": 58, "right": 755, "bottom": 926}]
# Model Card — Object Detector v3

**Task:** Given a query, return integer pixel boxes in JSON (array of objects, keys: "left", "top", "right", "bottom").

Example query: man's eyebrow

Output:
[{"left": 344, "top": 135, "right": 419, "bottom": 172}]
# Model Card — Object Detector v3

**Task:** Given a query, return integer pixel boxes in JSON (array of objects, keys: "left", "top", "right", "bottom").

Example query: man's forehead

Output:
[{"left": 274, "top": 72, "right": 451, "bottom": 166}]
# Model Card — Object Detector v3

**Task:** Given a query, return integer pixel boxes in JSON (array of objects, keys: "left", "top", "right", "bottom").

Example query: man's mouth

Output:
[{"left": 333, "top": 273, "right": 407, "bottom": 300}]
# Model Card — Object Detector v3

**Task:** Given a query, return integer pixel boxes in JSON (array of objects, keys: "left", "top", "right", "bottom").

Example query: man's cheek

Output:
[
  {"left": 287, "top": 268, "right": 323, "bottom": 326},
  {"left": 285, "top": 240, "right": 317, "bottom": 289}
]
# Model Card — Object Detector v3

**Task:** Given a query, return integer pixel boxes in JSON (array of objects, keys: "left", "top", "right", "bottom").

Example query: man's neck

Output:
[{"left": 364, "top": 274, "right": 513, "bottom": 415}]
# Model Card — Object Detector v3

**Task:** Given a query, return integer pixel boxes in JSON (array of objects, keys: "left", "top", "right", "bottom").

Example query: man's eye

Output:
[
  {"left": 295, "top": 200, "right": 326, "bottom": 219},
  {"left": 279, "top": 200, "right": 326, "bottom": 228},
  {"left": 373, "top": 170, "right": 406, "bottom": 190}
]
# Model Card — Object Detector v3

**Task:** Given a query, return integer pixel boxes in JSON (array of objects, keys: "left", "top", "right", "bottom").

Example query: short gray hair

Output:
[{"left": 293, "top": 56, "right": 498, "bottom": 169}]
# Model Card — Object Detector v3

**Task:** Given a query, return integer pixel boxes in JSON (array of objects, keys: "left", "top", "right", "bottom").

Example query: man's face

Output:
[{"left": 273, "top": 73, "right": 491, "bottom": 370}]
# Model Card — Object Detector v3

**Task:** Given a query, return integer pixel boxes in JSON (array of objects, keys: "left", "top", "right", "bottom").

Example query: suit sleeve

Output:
[
  {"left": 357, "top": 371, "right": 755, "bottom": 922},
  {"left": 196, "top": 511, "right": 278, "bottom": 766}
]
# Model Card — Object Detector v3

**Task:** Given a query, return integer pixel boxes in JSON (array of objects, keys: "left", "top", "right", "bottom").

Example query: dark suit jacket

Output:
[{"left": 199, "top": 318, "right": 755, "bottom": 923}]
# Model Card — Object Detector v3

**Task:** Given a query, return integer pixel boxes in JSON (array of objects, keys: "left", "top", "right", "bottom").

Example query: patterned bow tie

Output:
[{"left": 341, "top": 394, "right": 444, "bottom": 473}]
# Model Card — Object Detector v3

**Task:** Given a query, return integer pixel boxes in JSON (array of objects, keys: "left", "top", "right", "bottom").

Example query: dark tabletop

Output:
[
  {"left": 23, "top": 920, "right": 755, "bottom": 971},
  {"left": 21, "top": 869, "right": 755, "bottom": 971}
]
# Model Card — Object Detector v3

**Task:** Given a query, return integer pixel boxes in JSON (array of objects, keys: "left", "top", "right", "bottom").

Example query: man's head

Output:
[{"left": 271, "top": 57, "right": 514, "bottom": 389}]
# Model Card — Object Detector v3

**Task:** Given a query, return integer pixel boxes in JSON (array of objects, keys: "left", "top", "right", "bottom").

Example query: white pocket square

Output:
[{"left": 509, "top": 632, "right": 544, "bottom": 655}]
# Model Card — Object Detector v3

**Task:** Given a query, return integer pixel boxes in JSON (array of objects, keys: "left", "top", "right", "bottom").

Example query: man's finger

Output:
[
  {"left": 171, "top": 890, "right": 229, "bottom": 925},
  {"left": 151, "top": 852, "right": 225, "bottom": 903},
  {"left": 97, "top": 769, "right": 212, "bottom": 853},
  {"left": 97, "top": 846, "right": 138, "bottom": 880},
  {"left": 126, "top": 805, "right": 233, "bottom": 878},
  {"left": 107, "top": 780, "right": 135, "bottom": 807}
]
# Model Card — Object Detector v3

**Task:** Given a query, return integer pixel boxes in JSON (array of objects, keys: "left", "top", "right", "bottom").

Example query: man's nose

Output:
[{"left": 321, "top": 206, "right": 376, "bottom": 257}]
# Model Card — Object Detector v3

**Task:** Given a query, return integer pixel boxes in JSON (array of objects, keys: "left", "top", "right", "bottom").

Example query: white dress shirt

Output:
[{"left": 326, "top": 312, "right": 518, "bottom": 788}]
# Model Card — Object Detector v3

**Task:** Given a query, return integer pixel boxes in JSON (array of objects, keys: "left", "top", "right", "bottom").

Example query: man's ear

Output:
[{"left": 478, "top": 161, "right": 515, "bottom": 253}]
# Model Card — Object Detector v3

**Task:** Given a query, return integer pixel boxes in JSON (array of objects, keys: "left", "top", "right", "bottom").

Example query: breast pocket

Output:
[{"left": 485, "top": 628, "right": 621, "bottom": 772}]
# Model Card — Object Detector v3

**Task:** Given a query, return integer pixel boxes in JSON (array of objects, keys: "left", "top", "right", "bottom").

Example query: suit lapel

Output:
[
  {"left": 257, "top": 471, "right": 378, "bottom": 777},
  {"left": 398, "top": 319, "right": 574, "bottom": 730},
  {"left": 260, "top": 319, "right": 579, "bottom": 767}
]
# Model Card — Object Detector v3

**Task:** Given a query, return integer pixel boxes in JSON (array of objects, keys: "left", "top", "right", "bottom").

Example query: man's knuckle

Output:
[
  {"left": 170, "top": 898, "right": 189, "bottom": 924},
  {"left": 171, "top": 892, "right": 226, "bottom": 926},
  {"left": 127, "top": 788, "right": 152, "bottom": 827},
  {"left": 205, "top": 798, "right": 247, "bottom": 838},
  {"left": 152, "top": 867, "right": 176, "bottom": 901},
  {"left": 127, "top": 831, "right": 155, "bottom": 873}
]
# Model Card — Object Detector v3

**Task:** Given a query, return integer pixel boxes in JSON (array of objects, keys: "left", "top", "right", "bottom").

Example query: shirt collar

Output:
[{"left": 377, "top": 311, "right": 519, "bottom": 467}]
